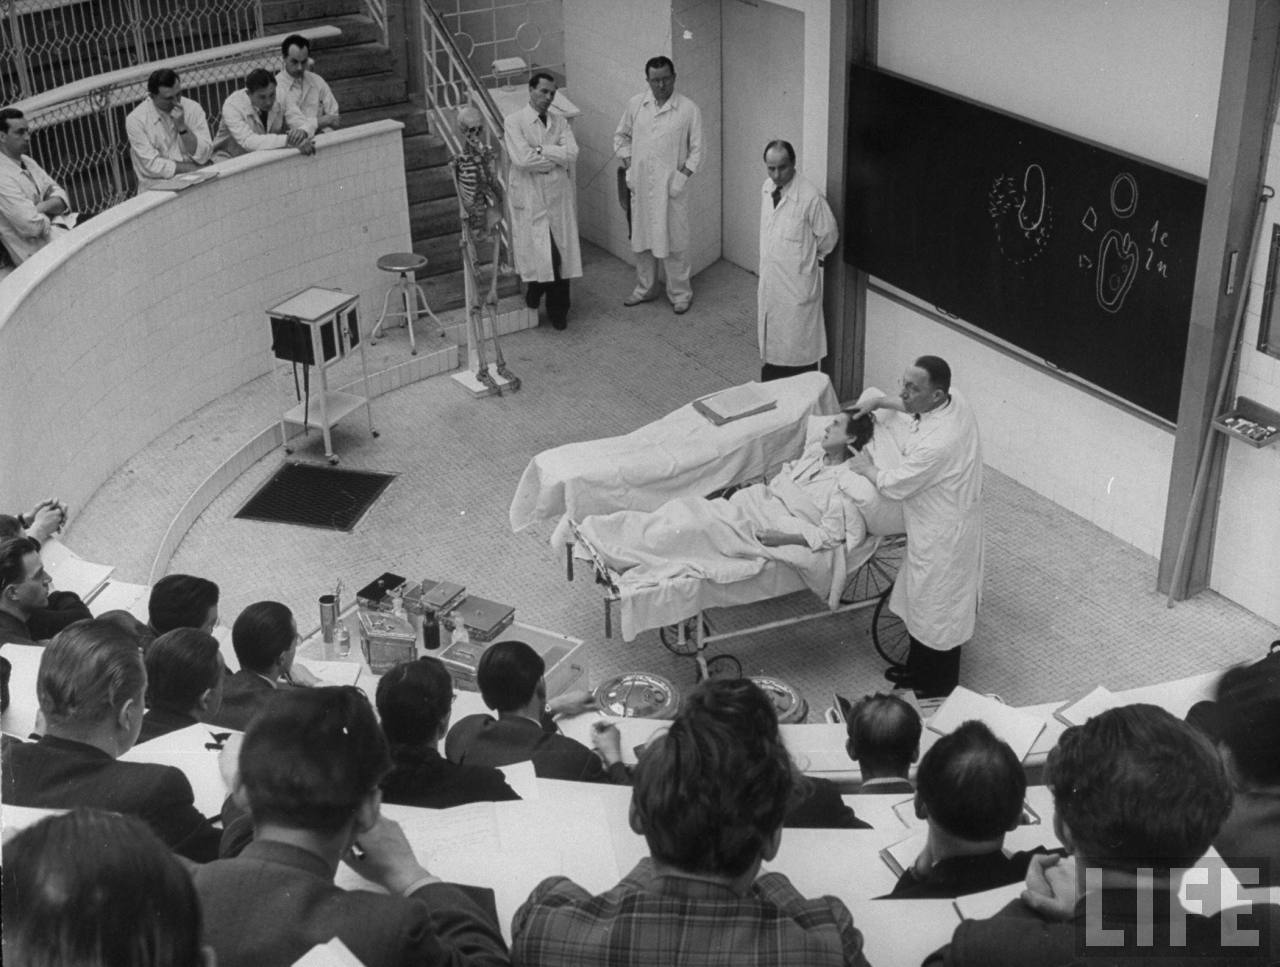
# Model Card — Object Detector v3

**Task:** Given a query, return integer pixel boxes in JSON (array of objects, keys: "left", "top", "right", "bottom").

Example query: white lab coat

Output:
[
  {"left": 875, "top": 388, "right": 984, "bottom": 650},
  {"left": 504, "top": 104, "right": 582, "bottom": 282},
  {"left": 758, "top": 173, "right": 838, "bottom": 366},
  {"left": 613, "top": 91, "right": 703, "bottom": 257}
]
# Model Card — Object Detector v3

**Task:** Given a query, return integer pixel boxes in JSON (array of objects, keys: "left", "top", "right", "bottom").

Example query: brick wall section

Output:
[{"left": 0, "top": 121, "right": 411, "bottom": 516}]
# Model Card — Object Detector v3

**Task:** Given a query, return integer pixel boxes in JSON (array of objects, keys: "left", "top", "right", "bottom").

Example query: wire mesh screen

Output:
[
  {"left": 25, "top": 49, "right": 279, "bottom": 215},
  {"left": 1, "top": 0, "right": 263, "bottom": 102}
]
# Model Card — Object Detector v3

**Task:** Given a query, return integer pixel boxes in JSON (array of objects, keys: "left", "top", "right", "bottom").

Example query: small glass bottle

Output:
[{"left": 336, "top": 624, "right": 351, "bottom": 658}]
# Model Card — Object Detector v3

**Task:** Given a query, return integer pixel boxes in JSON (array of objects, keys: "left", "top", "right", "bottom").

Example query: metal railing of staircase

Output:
[
  {"left": 10, "top": 26, "right": 341, "bottom": 216},
  {"left": 358, "top": 0, "right": 389, "bottom": 46},
  {"left": 1, "top": 0, "right": 264, "bottom": 102},
  {"left": 415, "top": 0, "right": 513, "bottom": 260}
]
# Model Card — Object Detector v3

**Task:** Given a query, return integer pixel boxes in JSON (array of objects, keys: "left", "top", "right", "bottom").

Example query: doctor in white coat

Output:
[
  {"left": 846, "top": 356, "right": 984, "bottom": 696},
  {"left": 757, "top": 140, "right": 838, "bottom": 382},
  {"left": 505, "top": 71, "right": 582, "bottom": 330}
]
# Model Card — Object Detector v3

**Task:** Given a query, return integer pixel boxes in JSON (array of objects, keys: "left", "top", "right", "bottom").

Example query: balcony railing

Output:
[
  {"left": 11, "top": 26, "right": 340, "bottom": 216},
  {"left": 1, "top": 0, "right": 264, "bottom": 101}
]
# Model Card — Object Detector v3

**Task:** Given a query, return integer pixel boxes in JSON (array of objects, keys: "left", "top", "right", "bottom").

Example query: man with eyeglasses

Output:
[
  {"left": 0, "top": 107, "right": 72, "bottom": 265},
  {"left": 124, "top": 68, "right": 213, "bottom": 193},
  {"left": 614, "top": 56, "right": 703, "bottom": 315}
]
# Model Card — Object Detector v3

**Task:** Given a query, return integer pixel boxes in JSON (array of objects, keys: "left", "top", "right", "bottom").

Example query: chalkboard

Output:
[{"left": 844, "top": 65, "right": 1206, "bottom": 423}]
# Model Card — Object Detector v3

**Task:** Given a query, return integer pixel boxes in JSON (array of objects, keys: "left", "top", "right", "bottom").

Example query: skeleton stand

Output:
[{"left": 448, "top": 152, "right": 520, "bottom": 397}]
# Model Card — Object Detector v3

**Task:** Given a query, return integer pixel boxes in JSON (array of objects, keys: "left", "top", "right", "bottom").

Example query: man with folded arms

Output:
[
  {"left": 212, "top": 68, "right": 313, "bottom": 160},
  {"left": 512, "top": 678, "right": 871, "bottom": 966},
  {"left": 0, "top": 107, "right": 71, "bottom": 265},
  {"left": 125, "top": 68, "right": 213, "bottom": 192}
]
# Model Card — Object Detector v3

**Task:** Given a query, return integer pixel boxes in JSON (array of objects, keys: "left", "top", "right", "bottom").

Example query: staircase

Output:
[{"left": 261, "top": 0, "right": 518, "bottom": 310}]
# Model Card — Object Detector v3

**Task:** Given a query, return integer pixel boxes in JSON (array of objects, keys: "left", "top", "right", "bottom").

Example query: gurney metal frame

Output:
[{"left": 566, "top": 522, "right": 910, "bottom": 682}]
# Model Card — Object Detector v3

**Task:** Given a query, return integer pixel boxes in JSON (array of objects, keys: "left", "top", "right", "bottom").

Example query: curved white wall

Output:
[{"left": 0, "top": 121, "right": 411, "bottom": 515}]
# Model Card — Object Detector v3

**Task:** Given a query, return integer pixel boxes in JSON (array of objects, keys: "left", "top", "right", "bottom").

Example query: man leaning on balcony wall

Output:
[
  {"left": 125, "top": 68, "right": 214, "bottom": 193},
  {"left": 0, "top": 107, "right": 71, "bottom": 265}
]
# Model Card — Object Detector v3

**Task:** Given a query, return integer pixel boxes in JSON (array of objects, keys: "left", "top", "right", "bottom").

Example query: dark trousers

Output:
[
  {"left": 906, "top": 635, "right": 962, "bottom": 697},
  {"left": 761, "top": 361, "right": 820, "bottom": 382},
  {"left": 526, "top": 236, "right": 570, "bottom": 324}
]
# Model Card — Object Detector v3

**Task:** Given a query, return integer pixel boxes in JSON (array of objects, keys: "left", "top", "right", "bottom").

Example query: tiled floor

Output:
[{"left": 69, "top": 243, "right": 1280, "bottom": 713}]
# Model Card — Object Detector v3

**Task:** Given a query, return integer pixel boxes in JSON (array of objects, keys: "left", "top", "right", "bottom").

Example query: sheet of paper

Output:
[
  {"left": 1003, "top": 785, "right": 1061, "bottom": 854},
  {"left": 557, "top": 713, "right": 668, "bottom": 765},
  {"left": 927, "top": 686, "right": 1046, "bottom": 762},
  {"left": 382, "top": 800, "right": 499, "bottom": 863},
  {"left": 42, "top": 553, "right": 113, "bottom": 602},
  {"left": 291, "top": 937, "right": 364, "bottom": 967},
  {"left": 881, "top": 831, "right": 926, "bottom": 878},
  {"left": 1054, "top": 685, "right": 1118, "bottom": 726},
  {"left": 88, "top": 579, "right": 150, "bottom": 620},
  {"left": 497, "top": 760, "right": 539, "bottom": 801},
  {"left": 953, "top": 881, "right": 1024, "bottom": 920},
  {"left": 501, "top": 780, "right": 622, "bottom": 894},
  {"left": 765, "top": 828, "right": 903, "bottom": 902},
  {"left": 1115, "top": 670, "right": 1223, "bottom": 719},
  {"left": 119, "top": 745, "right": 227, "bottom": 816},
  {"left": 848, "top": 898, "right": 959, "bottom": 967},
  {"left": 295, "top": 659, "right": 362, "bottom": 687},
  {"left": 841, "top": 793, "right": 914, "bottom": 832},
  {"left": 134, "top": 721, "right": 239, "bottom": 753},
  {"left": 1, "top": 643, "right": 45, "bottom": 738}
]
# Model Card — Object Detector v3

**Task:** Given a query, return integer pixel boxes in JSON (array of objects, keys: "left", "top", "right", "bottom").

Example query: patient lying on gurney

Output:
[{"left": 575, "top": 413, "right": 899, "bottom": 597}]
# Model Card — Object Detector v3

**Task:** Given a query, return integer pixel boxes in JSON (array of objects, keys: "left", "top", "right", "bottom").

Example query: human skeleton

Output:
[{"left": 449, "top": 106, "right": 518, "bottom": 394}]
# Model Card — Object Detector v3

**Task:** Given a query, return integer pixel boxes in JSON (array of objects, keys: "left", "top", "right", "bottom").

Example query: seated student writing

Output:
[
  {"left": 138, "top": 627, "right": 226, "bottom": 743},
  {"left": 3, "top": 808, "right": 213, "bottom": 967},
  {"left": 885, "top": 720, "right": 1050, "bottom": 899},
  {"left": 195, "top": 685, "right": 509, "bottom": 967},
  {"left": 1, "top": 619, "right": 221, "bottom": 861},
  {"left": 512, "top": 677, "right": 871, "bottom": 966},
  {"left": 377, "top": 656, "right": 520, "bottom": 808},
  {"left": 446, "top": 639, "right": 628, "bottom": 784}
]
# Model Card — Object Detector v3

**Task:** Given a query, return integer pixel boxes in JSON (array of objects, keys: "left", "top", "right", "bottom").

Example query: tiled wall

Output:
[
  {"left": 0, "top": 122, "right": 412, "bottom": 517},
  {"left": 1209, "top": 123, "right": 1280, "bottom": 624},
  {"left": 563, "top": 0, "right": 721, "bottom": 277}
]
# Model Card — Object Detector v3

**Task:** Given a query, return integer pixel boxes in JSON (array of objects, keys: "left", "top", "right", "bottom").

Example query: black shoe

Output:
[
  {"left": 884, "top": 665, "right": 917, "bottom": 686},
  {"left": 525, "top": 286, "right": 541, "bottom": 309},
  {"left": 550, "top": 315, "right": 567, "bottom": 331}
]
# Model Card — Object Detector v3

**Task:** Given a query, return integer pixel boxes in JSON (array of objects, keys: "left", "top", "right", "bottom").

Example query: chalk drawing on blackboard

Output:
[
  {"left": 1110, "top": 173, "right": 1138, "bottom": 219},
  {"left": 1082, "top": 206, "right": 1098, "bottom": 232},
  {"left": 1096, "top": 229, "right": 1139, "bottom": 313},
  {"left": 988, "top": 163, "right": 1054, "bottom": 266}
]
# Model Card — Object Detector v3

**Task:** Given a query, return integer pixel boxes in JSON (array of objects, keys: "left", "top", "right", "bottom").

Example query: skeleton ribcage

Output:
[{"left": 453, "top": 152, "right": 499, "bottom": 240}]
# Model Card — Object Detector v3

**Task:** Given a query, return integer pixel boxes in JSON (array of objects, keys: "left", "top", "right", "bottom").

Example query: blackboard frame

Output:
[{"left": 844, "top": 65, "right": 1207, "bottom": 424}]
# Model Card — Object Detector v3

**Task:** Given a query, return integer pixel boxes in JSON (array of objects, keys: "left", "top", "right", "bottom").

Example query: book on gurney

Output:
[{"left": 693, "top": 384, "right": 778, "bottom": 425}]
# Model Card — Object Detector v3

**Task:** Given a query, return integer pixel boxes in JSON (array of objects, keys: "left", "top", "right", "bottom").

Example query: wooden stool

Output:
[{"left": 369, "top": 253, "right": 446, "bottom": 355}]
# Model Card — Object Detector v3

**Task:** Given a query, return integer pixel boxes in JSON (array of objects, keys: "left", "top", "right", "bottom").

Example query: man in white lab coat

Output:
[
  {"left": 757, "top": 140, "right": 838, "bottom": 382},
  {"left": 613, "top": 56, "right": 702, "bottom": 315},
  {"left": 846, "top": 356, "right": 984, "bottom": 697},
  {"left": 505, "top": 71, "right": 582, "bottom": 330}
]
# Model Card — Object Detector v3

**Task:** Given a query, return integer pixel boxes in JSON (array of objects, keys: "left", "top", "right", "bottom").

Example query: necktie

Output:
[
  {"left": 771, "top": 186, "right": 782, "bottom": 209},
  {"left": 258, "top": 109, "right": 269, "bottom": 130}
]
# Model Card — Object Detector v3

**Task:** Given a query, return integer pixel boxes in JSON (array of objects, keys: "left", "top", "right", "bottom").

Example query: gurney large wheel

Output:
[
  {"left": 704, "top": 654, "right": 742, "bottom": 681},
  {"left": 872, "top": 585, "right": 910, "bottom": 667},
  {"left": 842, "top": 533, "right": 906, "bottom": 605}
]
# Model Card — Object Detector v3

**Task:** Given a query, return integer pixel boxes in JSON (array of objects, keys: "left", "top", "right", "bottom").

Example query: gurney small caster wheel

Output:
[
  {"left": 659, "top": 617, "right": 709, "bottom": 656},
  {"left": 704, "top": 654, "right": 742, "bottom": 681},
  {"left": 372, "top": 430, "right": 380, "bottom": 438},
  {"left": 328, "top": 456, "right": 340, "bottom": 466},
  {"left": 285, "top": 447, "right": 294, "bottom": 455}
]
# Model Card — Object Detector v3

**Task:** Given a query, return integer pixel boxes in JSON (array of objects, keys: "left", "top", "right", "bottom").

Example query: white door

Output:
[{"left": 721, "top": 0, "right": 806, "bottom": 273}]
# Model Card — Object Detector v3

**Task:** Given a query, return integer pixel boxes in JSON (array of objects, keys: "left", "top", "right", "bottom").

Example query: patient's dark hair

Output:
[
  {"left": 631, "top": 679, "right": 793, "bottom": 877},
  {"left": 3, "top": 808, "right": 204, "bottom": 967},
  {"left": 240, "top": 686, "right": 390, "bottom": 833},
  {"left": 477, "top": 640, "right": 543, "bottom": 712},
  {"left": 845, "top": 412, "right": 874, "bottom": 453}
]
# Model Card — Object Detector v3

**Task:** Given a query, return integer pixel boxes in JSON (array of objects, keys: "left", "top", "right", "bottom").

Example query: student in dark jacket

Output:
[
  {"left": 885, "top": 720, "right": 1047, "bottom": 899},
  {"left": 445, "top": 639, "right": 629, "bottom": 784},
  {"left": 194, "top": 686, "right": 509, "bottom": 967},
  {"left": 1, "top": 620, "right": 221, "bottom": 862},
  {"left": 138, "top": 627, "right": 227, "bottom": 743},
  {"left": 207, "top": 600, "right": 307, "bottom": 731},
  {"left": 378, "top": 656, "right": 519, "bottom": 808}
]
